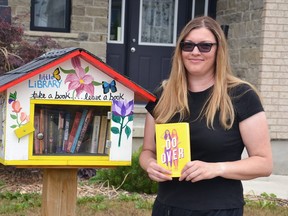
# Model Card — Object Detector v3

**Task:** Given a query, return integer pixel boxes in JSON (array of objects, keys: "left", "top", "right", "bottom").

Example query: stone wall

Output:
[
  {"left": 216, "top": 0, "right": 288, "bottom": 140},
  {"left": 260, "top": 0, "right": 288, "bottom": 139},
  {"left": 216, "top": 0, "right": 263, "bottom": 87},
  {"left": 8, "top": 0, "right": 108, "bottom": 61}
]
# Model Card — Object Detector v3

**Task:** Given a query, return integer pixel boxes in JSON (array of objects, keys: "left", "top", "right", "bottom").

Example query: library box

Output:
[{"left": 0, "top": 47, "right": 156, "bottom": 167}]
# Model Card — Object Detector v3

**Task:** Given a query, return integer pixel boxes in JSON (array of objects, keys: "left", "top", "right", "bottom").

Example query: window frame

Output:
[{"left": 30, "top": 0, "right": 71, "bottom": 33}]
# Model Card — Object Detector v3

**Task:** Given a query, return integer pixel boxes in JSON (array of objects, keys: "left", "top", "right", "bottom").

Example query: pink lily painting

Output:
[{"left": 60, "top": 56, "right": 101, "bottom": 98}]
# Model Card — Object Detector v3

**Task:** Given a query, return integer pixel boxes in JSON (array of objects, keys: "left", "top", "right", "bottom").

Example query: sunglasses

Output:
[{"left": 180, "top": 42, "right": 217, "bottom": 53}]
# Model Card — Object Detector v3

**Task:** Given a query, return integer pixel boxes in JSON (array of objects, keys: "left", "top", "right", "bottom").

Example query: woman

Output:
[{"left": 139, "top": 16, "right": 273, "bottom": 216}]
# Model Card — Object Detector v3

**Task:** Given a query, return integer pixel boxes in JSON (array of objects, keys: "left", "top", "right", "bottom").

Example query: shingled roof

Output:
[{"left": 0, "top": 47, "right": 155, "bottom": 102}]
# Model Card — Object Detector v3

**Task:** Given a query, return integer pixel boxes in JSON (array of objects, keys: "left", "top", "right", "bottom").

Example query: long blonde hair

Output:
[{"left": 153, "top": 16, "right": 256, "bottom": 129}]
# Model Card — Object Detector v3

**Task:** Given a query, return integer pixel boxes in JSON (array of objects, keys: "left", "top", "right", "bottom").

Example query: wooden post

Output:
[{"left": 41, "top": 168, "right": 78, "bottom": 216}]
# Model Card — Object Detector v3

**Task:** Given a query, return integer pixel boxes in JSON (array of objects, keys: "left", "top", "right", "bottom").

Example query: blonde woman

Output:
[{"left": 139, "top": 16, "right": 272, "bottom": 216}]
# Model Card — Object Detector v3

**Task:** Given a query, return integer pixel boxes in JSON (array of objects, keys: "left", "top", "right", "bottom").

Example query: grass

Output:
[{"left": 0, "top": 191, "right": 287, "bottom": 216}]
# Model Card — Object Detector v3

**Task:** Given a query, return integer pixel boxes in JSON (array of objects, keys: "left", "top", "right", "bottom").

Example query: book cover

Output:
[
  {"left": 66, "top": 112, "right": 82, "bottom": 152},
  {"left": 70, "top": 109, "right": 89, "bottom": 153},
  {"left": 75, "top": 109, "right": 94, "bottom": 152},
  {"left": 155, "top": 122, "right": 191, "bottom": 177},
  {"left": 97, "top": 115, "right": 108, "bottom": 154},
  {"left": 86, "top": 115, "right": 101, "bottom": 153},
  {"left": 62, "top": 112, "right": 71, "bottom": 152}
]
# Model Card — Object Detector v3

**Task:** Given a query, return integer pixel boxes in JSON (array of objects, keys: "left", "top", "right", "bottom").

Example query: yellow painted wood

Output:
[
  {"left": 14, "top": 122, "right": 35, "bottom": 138},
  {"left": 41, "top": 169, "right": 77, "bottom": 216}
]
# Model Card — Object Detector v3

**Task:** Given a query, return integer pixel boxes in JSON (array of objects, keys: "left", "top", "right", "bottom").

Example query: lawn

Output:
[{"left": 0, "top": 190, "right": 288, "bottom": 216}]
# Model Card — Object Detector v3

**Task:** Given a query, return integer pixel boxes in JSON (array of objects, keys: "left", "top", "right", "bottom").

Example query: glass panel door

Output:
[{"left": 139, "top": 0, "right": 178, "bottom": 46}]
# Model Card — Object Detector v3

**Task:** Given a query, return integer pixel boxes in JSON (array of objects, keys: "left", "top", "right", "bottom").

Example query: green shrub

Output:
[{"left": 89, "top": 147, "right": 158, "bottom": 194}]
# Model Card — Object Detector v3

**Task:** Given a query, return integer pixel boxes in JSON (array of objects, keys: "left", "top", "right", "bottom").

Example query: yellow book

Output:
[{"left": 155, "top": 122, "right": 191, "bottom": 177}]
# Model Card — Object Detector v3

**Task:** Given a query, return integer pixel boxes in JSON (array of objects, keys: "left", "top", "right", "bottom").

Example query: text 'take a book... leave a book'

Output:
[{"left": 155, "top": 122, "right": 191, "bottom": 177}]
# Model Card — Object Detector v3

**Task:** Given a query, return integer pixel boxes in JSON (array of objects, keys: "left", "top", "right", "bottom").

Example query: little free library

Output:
[{"left": 0, "top": 47, "right": 156, "bottom": 168}]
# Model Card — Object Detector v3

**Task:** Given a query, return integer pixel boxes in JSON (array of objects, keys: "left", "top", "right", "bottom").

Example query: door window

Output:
[
  {"left": 108, "top": 0, "right": 125, "bottom": 43},
  {"left": 139, "top": 0, "right": 178, "bottom": 46},
  {"left": 192, "top": 0, "right": 209, "bottom": 19}
]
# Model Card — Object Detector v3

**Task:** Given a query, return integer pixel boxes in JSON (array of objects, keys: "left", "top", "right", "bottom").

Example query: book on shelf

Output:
[
  {"left": 39, "top": 108, "right": 45, "bottom": 154},
  {"left": 75, "top": 109, "right": 94, "bottom": 153},
  {"left": 86, "top": 115, "right": 101, "bottom": 153},
  {"left": 33, "top": 113, "right": 40, "bottom": 154},
  {"left": 43, "top": 109, "right": 49, "bottom": 154},
  {"left": 97, "top": 115, "right": 108, "bottom": 154},
  {"left": 57, "top": 111, "right": 64, "bottom": 153},
  {"left": 66, "top": 112, "right": 82, "bottom": 152},
  {"left": 104, "top": 119, "right": 111, "bottom": 155},
  {"left": 70, "top": 109, "right": 89, "bottom": 153},
  {"left": 155, "top": 122, "right": 191, "bottom": 177},
  {"left": 48, "top": 112, "right": 55, "bottom": 154},
  {"left": 62, "top": 112, "right": 71, "bottom": 152}
]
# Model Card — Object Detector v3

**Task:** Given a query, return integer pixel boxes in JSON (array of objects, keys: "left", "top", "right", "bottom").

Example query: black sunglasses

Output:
[{"left": 180, "top": 42, "right": 217, "bottom": 53}]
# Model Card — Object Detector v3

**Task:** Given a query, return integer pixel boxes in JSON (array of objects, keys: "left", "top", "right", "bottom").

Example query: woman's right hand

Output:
[{"left": 146, "top": 159, "right": 173, "bottom": 182}]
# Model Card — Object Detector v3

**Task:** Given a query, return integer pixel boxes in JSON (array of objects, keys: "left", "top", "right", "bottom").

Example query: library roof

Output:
[{"left": 0, "top": 47, "right": 156, "bottom": 102}]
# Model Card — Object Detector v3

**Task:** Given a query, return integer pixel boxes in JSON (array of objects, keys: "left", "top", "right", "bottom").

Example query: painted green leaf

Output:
[
  {"left": 10, "top": 114, "right": 17, "bottom": 120},
  {"left": 85, "top": 66, "right": 89, "bottom": 73},
  {"left": 92, "top": 81, "right": 102, "bottom": 86},
  {"left": 10, "top": 125, "right": 17, "bottom": 129},
  {"left": 125, "top": 126, "right": 131, "bottom": 139},
  {"left": 112, "top": 115, "right": 121, "bottom": 123},
  {"left": 128, "top": 115, "right": 133, "bottom": 121},
  {"left": 59, "top": 66, "right": 75, "bottom": 74},
  {"left": 111, "top": 127, "right": 120, "bottom": 134}
]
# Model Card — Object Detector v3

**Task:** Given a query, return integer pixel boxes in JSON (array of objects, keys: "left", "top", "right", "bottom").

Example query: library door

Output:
[{"left": 107, "top": 0, "right": 189, "bottom": 93}]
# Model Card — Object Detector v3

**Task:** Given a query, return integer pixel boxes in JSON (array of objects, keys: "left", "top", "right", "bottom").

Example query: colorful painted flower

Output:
[
  {"left": 20, "top": 112, "right": 29, "bottom": 122},
  {"left": 111, "top": 100, "right": 134, "bottom": 147},
  {"left": 112, "top": 100, "right": 134, "bottom": 116},
  {"left": 64, "top": 57, "right": 95, "bottom": 97},
  {"left": 9, "top": 96, "right": 29, "bottom": 142},
  {"left": 11, "top": 100, "right": 22, "bottom": 113}
]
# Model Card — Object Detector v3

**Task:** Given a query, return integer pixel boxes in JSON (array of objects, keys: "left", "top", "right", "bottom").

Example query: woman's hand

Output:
[
  {"left": 179, "top": 160, "right": 224, "bottom": 182},
  {"left": 146, "top": 159, "right": 173, "bottom": 182}
]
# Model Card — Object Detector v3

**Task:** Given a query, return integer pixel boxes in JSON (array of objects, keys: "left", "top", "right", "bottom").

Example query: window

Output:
[
  {"left": 108, "top": 0, "right": 125, "bottom": 43},
  {"left": 30, "top": 0, "right": 71, "bottom": 32},
  {"left": 192, "top": 0, "right": 209, "bottom": 19},
  {"left": 139, "top": 0, "right": 178, "bottom": 46}
]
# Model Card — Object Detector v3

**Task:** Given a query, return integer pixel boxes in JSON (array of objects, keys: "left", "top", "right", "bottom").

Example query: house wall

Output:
[
  {"left": 216, "top": 0, "right": 263, "bottom": 89},
  {"left": 217, "top": 0, "right": 288, "bottom": 175},
  {"left": 216, "top": 0, "right": 288, "bottom": 141},
  {"left": 8, "top": 0, "right": 108, "bottom": 61}
]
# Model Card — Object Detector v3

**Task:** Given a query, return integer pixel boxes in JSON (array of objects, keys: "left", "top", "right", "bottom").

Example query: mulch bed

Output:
[{"left": 0, "top": 165, "right": 287, "bottom": 207}]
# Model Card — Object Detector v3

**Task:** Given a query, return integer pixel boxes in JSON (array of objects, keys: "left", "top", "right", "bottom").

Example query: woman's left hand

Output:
[{"left": 179, "top": 160, "right": 224, "bottom": 182}]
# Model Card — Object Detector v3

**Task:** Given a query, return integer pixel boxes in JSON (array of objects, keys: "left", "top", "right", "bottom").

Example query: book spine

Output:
[
  {"left": 66, "top": 112, "right": 82, "bottom": 153},
  {"left": 86, "top": 115, "right": 101, "bottom": 153},
  {"left": 104, "top": 118, "right": 111, "bottom": 155},
  {"left": 62, "top": 112, "right": 70, "bottom": 152},
  {"left": 48, "top": 113, "right": 54, "bottom": 153},
  {"left": 33, "top": 114, "right": 40, "bottom": 154},
  {"left": 39, "top": 108, "right": 45, "bottom": 154},
  {"left": 43, "top": 109, "right": 48, "bottom": 154},
  {"left": 57, "top": 111, "right": 64, "bottom": 153},
  {"left": 75, "top": 109, "right": 94, "bottom": 152},
  {"left": 70, "top": 109, "right": 89, "bottom": 153},
  {"left": 97, "top": 115, "right": 108, "bottom": 154}
]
